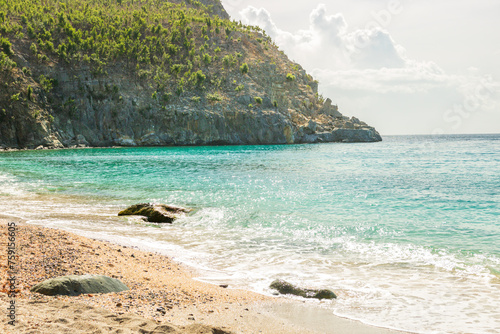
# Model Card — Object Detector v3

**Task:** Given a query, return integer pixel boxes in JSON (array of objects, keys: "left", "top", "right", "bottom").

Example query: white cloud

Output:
[
  {"left": 239, "top": 3, "right": 500, "bottom": 135},
  {"left": 312, "top": 61, "right": 451, "bottom": 94},
  {"left": 309, "top": 4, "right": 347, "bottom": 44},
  {"left": 345, "top": 29, "right": 406, "bottom": 69},
  {"left": 239, "top": 4, "right": 458, "bottom": 95},
  {"left": 240, "top": 5, "right": 348, "bottom": 69},
  {"left": 240, "top": 4, "right": 407, "bottom": 70}
]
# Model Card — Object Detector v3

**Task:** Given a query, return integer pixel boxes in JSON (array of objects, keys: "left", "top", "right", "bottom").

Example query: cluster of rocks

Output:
[
  {"left": 28, "top": 203, "right": 184, "bottom": 296},
  {"left": 31, "top": 276, "right": 337, "bottom": 302}
]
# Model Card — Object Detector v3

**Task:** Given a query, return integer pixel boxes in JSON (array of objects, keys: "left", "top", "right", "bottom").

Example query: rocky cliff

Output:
[{"left": 0, "top": 0, "right": 381, "bottom": 149}]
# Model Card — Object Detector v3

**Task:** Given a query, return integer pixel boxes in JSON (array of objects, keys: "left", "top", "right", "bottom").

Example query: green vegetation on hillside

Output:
[
  {"left": 0, "top": 0, "right": 288, "bottom": 99},
  {"left": 0, "top": 0, "right": 339, "bottom": 148}
]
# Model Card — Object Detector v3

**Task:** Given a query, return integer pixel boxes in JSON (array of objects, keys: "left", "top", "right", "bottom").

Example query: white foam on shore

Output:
[
  {"left": 2, "top": 194, "right": 499, "bottom": 333},
  {"left": 0, "top": 172, "right": 32, "bottom": 197}
]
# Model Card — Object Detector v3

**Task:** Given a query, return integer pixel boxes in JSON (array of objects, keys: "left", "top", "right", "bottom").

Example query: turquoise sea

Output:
[{"left": 0, "top": 134, "right": 499, "bottom": 333}]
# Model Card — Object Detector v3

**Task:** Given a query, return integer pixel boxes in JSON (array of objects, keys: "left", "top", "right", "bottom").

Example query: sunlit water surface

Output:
[{"left": 0, "top": 134, "right": 499, "bottom": 333}]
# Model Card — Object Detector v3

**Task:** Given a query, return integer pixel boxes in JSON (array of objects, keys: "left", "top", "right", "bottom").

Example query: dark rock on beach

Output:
[
  {"left": 270, "top": 279, "right": 337, "bottom": 300},
  {"left": 31, "top": 274, "right": 129, "bottom": 296},
  {"left": 118, "top": 203, "right": 192, "bottom": 223}
]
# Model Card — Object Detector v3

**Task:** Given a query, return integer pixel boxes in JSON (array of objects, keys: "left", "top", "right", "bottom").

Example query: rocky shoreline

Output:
[{"left": 0, "top": 123, "right": 381, "bottom": 152}]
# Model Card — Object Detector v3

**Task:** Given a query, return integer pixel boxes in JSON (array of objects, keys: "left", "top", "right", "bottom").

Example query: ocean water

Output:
[{"left": 0, "top": 134, "right": 499, "bottom": 333}]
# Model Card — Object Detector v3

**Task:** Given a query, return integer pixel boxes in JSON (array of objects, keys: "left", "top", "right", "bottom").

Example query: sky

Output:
[{"left": 220, "top": 0, "right": 500, "bottom": 135}]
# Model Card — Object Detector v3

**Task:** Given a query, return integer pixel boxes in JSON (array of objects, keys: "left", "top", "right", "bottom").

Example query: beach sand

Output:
[{"left": 0, "top": 218, "right": 406, "bottom": 333}]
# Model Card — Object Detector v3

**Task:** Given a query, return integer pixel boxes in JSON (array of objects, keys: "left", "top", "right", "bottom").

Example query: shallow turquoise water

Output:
[{"left": 0, "top": 134, "right": 499, "bottom": 333}]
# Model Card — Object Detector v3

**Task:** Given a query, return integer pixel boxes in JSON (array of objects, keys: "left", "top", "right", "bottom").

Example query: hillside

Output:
[{"left": 0, "top": 0, "right": 381, "bottom": 149}]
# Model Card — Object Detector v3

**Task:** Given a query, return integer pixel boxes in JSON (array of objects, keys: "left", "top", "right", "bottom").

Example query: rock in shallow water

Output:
[
  {"left": 31, "top": 274, "right": 129, "bottom": 296},
  {"left": 118, "top": 203, "right": 192, "bottom": 223},
  {"left": 270, "top": 279, "right": 336, "bottom": 300}
]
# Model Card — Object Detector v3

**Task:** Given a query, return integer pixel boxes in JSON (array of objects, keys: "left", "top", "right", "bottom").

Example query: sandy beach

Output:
[{"left": 0, "top": 217, "right": 406, "bottom": 333}]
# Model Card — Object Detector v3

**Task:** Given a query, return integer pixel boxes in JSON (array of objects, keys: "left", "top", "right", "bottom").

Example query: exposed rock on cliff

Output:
[{"left": 0, "top": 0, "right": 381, "bottom": 149}]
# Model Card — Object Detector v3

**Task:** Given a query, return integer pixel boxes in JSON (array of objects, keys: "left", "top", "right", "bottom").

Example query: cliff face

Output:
[{"left": 0, "top": 0, "right": 381, "bottom": 149}]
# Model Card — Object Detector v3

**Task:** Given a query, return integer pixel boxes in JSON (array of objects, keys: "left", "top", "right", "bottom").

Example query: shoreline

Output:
[
  {"left": 0, "top": 137, "right": 384, "bottom": 153},
  {"left": 0, "top": 217, "right": 407, "bottom": 333}
]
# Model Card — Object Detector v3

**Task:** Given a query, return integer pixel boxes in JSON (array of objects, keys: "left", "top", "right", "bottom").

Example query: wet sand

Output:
[{"left": 0, "top": 218, "right": 407, "bottom": 333}]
